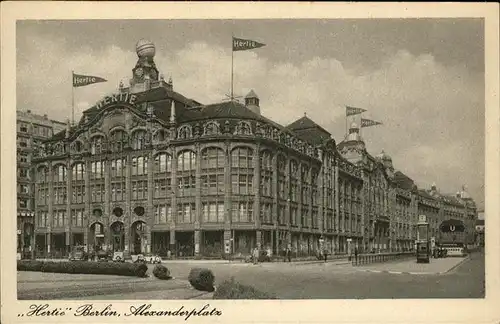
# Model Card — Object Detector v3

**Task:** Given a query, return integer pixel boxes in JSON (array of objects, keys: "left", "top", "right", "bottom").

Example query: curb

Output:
[{"left": 355, "top": 256, "right": 471, "bottom": 276}]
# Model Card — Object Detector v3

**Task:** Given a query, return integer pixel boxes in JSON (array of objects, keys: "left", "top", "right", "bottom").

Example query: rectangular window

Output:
[
  {"left": 111, "top": 182, "right": 125, "bottom": 201},
  {"left": 177, "top": 203, "right": 195, "bottom": 223},
  {"left": 91, "top": 184, "right": 105, "bottom": 202},
  {"left": 71, "top": 209, "right": 84, "bottom": 227},
  {"left": 231, "top": 201, "right": 253, "bottom": 222}
]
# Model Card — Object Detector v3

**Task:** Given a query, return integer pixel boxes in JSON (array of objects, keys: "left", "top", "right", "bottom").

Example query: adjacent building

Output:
[
  {"left": 17, "top": 110, "right": 65, "bottom": 258},
  {"left": 30, "top": 40, "right": 478, "bottom": 259}
]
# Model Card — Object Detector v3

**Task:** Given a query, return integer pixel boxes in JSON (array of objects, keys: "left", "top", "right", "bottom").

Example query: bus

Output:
[{"left": 438, "top": 219, "right": 467, "bottom": 257}]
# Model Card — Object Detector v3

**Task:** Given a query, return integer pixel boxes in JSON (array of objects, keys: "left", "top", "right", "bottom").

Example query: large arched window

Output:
[
  {"left": 131, "top": 155, "right": 148, "bottom": 200},
  {"left": 90, "top": 160, "right": 105, "bottom": 203},
  {"left": 132, "top": 130, "right": 147, "bottom": 150},
  {"left": 53, "top": 164, "right": 67, "bottom": 205},
  {"left": 177, "top": 150, "right": 196, "bottom": 197},
  {"left": 301, "top": 164, "right": 310, "bottom": 205},
  {"left": 91, "top": 136, "right": 105, "bottom": 155},
  {"left": 71, "top": 163, "right": 85, "bottom": 203},
  {"left": 277, "top": 155, "right": 286, "bottom": 201},
  {"left": 109, "top": 129, "right": 127, "bottom": 153},
  {"left": 231, "top": 147, "right": 253, "bottom": 195},
  {"left": 72, "top": 163, "right": 85, "bottom": 181},
  {"left": 36, "top": 166, "right": 48, "bottom": 183},
  {"left": 36, "top": 166, "right": 49, "bottom": 206},
  {"left": 131, "top": 156, "right": 148, "bottom": 176},
  {"left": 201, "top": 147, "right": 225, "bottom": 195},
  {"left": 153, "top": 153, "right": 172, "bottom": 198},
  {"left": 289, "top": 160, "right": 299, "bottom": 202},
  {"left": 54, "top": 165, "right": 67, "bottom": 182},
  {"left": 259, "top": 150, "right": 273, "bottom": 197},
  {"left": 177, "top": 150, "right": 196, "bottom": 171}
]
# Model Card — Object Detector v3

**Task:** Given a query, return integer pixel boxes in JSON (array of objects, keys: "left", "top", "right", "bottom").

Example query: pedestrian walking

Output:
[
  {"left": 287, "top": 247, "right": 292, "bottom": 263},
  {"left": 354, "top": 246, "right": 359, "bottom": 265},
  {"left": 323, "top": 249, "right": 328, "bottom": 263},
  {"left": 252, "top": 247, "right": 259, "bottom": 265}
]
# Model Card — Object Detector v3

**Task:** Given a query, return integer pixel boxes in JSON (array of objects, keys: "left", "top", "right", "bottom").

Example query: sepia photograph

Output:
[{"left": 1, "top": 2, "right": 499, "bottom": 324}]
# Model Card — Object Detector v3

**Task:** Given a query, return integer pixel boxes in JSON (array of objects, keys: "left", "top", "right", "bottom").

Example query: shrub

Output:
[
  {"left": 17, "top": 260, "right": 148, "bottom": 277},
  {"left": 213, "top": 278, "right": 277, "bottom": 299},
  {"left": 188, "top": 268, "right": 215, "bottom": 292},
  {"left": 152, "top": 264, "right": 171, "bottom": 280},
  {"left": 17, "top": 260, "right": 44, "bottom": 272}
]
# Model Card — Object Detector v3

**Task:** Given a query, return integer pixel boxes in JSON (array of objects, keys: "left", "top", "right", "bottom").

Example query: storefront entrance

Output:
[
  {"left": 89, "top": 222, "right": 105, "bottom": 252},
  {"left": 110, "top": 221, "right": 125, "bottom": 252},
  {"left": 131, "top": 221, "right": 146, "bottom": 254}
]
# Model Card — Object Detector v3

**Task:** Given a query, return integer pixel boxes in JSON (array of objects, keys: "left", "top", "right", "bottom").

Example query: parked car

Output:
[
  {"left": 144, "top": 254, "right": 162, "bottom": 264},
  {"left": 113, "top": 251, "right": 125, "bottom": 262},
  {"left": 133, "top": 254, "right": 147, "bottom": 264},
  {"left": 69, "top": 246, "right": 89, "bottom": 261},
  {"left": 91, "top": 249, "right": 112, "bottom": 262}
]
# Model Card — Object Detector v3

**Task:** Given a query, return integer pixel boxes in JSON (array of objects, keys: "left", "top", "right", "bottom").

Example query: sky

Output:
[{"left": 16, "top": 19, "right": 485, "bottom": 207}]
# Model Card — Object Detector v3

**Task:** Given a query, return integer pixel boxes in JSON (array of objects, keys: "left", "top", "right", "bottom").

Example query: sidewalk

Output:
[{"left": 355, "top": 256, "right": 469, "bottom": 275}]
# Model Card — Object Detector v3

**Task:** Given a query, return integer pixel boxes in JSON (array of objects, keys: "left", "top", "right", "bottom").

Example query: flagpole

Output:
[
  {"left": 71, "top": 71, "right": 75, "bottom": 125},
  {"left": 231, "top": 34, "right": 234, "bottom": 101}
]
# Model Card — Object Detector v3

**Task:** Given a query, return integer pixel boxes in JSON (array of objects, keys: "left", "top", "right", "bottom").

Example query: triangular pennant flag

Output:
[
  {"left": 361, "top": 118, "right": 383, "bottom": 128},
  {"left": 233, "top": 37, "right": 266, "bottom": 51},
  {"left": 346, "top": 106, "right": 367, "bottom": 116},
  {"left": 73, "top": 73, "right": 107, "bottom": 87}
]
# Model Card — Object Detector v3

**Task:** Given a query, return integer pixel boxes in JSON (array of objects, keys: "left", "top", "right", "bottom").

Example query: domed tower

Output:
[
  {"left": 347, "top": 122, "right": 362, "bottom": 142},
  {"left": 377, "top": 150, "right": 394, "bottom": 177},
  {"left": 337, "top": 122, "right": 365, "bottom": 164},
  {"left": 129, "top": 39, "right": 161, "bottom": 93}
]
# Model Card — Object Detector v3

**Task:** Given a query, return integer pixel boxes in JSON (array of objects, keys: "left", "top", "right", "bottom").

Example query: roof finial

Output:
[
  {"left": 304, "top": 112, "right": 307, "bottom": 117},
  {"left": 170, "top": 99, "right": 176, "bottom": 123}
]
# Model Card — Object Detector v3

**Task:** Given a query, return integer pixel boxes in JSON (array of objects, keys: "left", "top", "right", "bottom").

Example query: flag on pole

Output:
[
  {"left": 346, "top": 106, "right": 367, "bottom": 116},
  {"left": 361, "top": 118, "right": 383, "bottom": 128},
  {"left": 73, "top": 73, "right": 107, "bottom": 87},
  {"left": 232, "top": 37, "right": 266, "bottom": 51}
]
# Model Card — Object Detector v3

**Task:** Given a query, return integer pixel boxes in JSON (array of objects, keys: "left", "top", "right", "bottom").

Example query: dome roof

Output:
[
  {"left": 136, "top": 39, "right": 155, "bottom": 58},
  {"left": 377, "top": 150, "right": 392, "bottom": 161}
]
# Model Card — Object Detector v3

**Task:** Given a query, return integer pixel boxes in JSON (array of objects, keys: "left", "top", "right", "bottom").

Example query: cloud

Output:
[{"left": 17, "top": 37, "right": 484, "bottom": 205}]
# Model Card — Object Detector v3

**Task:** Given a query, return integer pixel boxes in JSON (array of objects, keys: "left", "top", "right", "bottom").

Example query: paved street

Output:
[{"left": 18, "top": 251, "right": 484, "bottom": 299}]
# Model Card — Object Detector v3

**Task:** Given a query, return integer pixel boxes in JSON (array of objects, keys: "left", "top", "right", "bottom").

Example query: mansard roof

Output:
[
  {"left": 286, "top": 115, "right": 332, "bottom": 146},
  {"left": 394, "top": 170, "right": 416, "bottom": 190}
]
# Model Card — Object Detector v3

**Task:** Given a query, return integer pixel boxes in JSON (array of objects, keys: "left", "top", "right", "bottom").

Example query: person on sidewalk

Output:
[
  {"left": 286, "top": 247, "right": 292, "bottom": 263},
  {"left": 354, "top": 247, "right": 359, "bottom": 265},
  {"left": 252, "top": 247, "right": 259, "bottom": 265},
  {"left": 323, "top": 249, "right": 328, "bottom": 263}
]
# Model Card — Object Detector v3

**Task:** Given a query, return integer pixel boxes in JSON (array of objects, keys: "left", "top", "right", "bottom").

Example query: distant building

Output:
[
  {"left": 30, "top": 39, "right": 479, "bottom": 259},
  {"left": 475, "top": 213, "right": 485, "bottom": 247},
  {"left": 17, "top": 110, "right": 65, "bottom": 258}
]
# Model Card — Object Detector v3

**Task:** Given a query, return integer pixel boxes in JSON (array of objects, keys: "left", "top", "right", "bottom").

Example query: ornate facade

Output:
[{"left": 31, "top": 40, "right": 477, "bottom": 259}]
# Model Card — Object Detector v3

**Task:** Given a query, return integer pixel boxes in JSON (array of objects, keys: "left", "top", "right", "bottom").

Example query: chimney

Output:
[
  {"left": 245, "top": 89, "right": 260, "bottom": 115},
  {"left": 27, "top": 109, "right": 31, "bottom": 114}
]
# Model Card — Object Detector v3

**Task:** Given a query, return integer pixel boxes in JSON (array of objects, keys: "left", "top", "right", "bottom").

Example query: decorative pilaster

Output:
[
  {"left": 195, "top": 143, "right": 201, "bottom": 228},
  {"left": 254, "top": 143, "right": 261, "bottom": 228}
]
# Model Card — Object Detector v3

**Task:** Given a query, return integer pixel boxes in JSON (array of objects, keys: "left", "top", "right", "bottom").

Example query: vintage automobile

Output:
[
  {"left": 69, "top": 246, "right": 89, "bottom": 261},
  {"left": 144, "top": 254, "right": 162, "bottom": 264},
  {"left": 90, "top": 249, "right": 112, "bottom": 262},
  {"left": 113, "top": 251, "right": 125, "bottom": 262}
]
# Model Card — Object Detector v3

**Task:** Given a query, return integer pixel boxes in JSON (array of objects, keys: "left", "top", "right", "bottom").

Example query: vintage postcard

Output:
[{"left": 1, "top": 2, "right": 499, "bottom": 324}]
